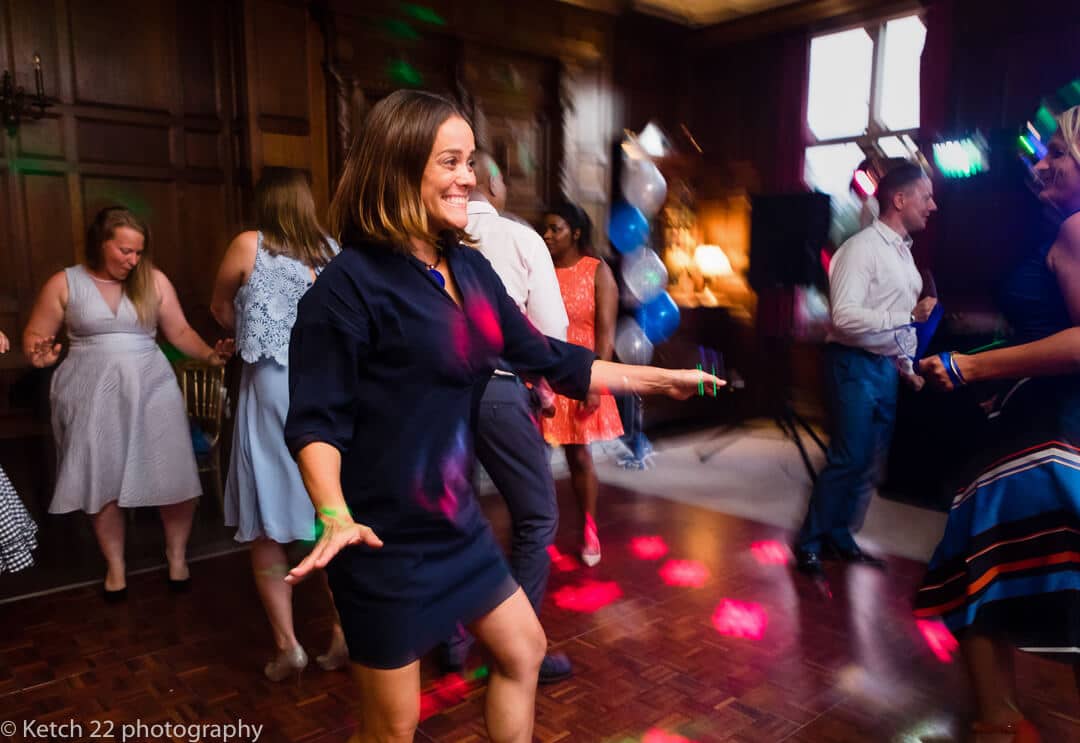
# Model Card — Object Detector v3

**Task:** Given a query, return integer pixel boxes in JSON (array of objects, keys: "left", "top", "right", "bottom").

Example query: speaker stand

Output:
[{"left": 775, "top": 402, "right": 826, "bottom": 483}]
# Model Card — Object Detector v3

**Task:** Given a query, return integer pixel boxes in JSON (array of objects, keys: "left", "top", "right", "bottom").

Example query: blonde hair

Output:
[
  {"left": 1058, "top": 105, "right": 1080, "bottom": 163},
  {"left": 329, "top": 89, "right": 471, "bottom": 249},
  {"left": 85, "top": 207, "right": 157, "bottom": 327},
  {"left": 253, "top": 168, "right": 335, "bottom": 267}
]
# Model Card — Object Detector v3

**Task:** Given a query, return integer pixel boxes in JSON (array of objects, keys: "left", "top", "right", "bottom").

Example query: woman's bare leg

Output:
[
  {"left": 469, "top": 588, "right": 546, "bottom": 743},
  {"left": 158, "top": 497, "right": 197, "bottom": 581},
  {"left": 348, "top": 660, "right": 421, "bottom": 743},
  {"left": 91, "top": 502, "right": 126, "bottom": 591}
]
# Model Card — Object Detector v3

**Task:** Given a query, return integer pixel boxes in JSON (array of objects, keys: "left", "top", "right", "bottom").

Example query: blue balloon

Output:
[
  {"left": 607, "top": 201, "right": 649, "bottom": 254},
  {"left": 635, "top": 292, "right": 680, "bottom": 344}
]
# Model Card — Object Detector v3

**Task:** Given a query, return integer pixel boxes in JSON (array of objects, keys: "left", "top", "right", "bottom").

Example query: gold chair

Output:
[{"left": 174, "top": 360, "right": 228, "bottom": 512}]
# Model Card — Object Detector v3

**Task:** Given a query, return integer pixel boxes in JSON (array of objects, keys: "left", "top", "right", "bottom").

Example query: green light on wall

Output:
[
  {"left": 401, "top": 3, "right": 446, "bottom": 26},
  {"left": 387, "top": 59, "right": 423, "bottom": 87}
]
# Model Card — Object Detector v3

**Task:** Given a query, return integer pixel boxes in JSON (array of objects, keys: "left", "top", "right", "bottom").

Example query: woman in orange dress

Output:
[{"left": 542, "top": 201, "right": 623, "bottom": 566}]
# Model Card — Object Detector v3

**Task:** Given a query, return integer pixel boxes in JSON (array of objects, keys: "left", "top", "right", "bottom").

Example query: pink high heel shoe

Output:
[{"left": 581, "top": 514, "right": 601, "bottom": 567}]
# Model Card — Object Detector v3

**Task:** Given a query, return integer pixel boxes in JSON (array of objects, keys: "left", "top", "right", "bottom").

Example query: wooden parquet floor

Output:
[{"left": 1, "top": 480, "right": 1077, "bottom": 742}]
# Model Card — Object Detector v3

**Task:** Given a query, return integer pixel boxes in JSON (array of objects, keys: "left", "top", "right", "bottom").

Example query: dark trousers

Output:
[
  {"left": 474, "top": 375, "right": 559, "bottom": 612},
  {"left": 796, "top": 344, "right": 898, "bottom": 554}
]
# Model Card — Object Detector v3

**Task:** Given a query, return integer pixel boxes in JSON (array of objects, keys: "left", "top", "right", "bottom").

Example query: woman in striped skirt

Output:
[{"left": 918, "top": 106, "right": 1080, "bottom": 742}]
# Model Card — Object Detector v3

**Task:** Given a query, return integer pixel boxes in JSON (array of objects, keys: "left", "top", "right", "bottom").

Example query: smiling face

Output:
[
  {"left": 420, "top": 115, "right": 476, "bottom": 232},
  {"left": 1034, "top": 132, "right": 1080, "bottom": 215},
  {"left": 100, "top": 226, "right": 145, "bottom": 280}
]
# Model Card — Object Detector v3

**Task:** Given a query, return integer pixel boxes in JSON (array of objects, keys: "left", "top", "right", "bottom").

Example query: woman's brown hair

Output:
[
  {"left": 253, "top": 167, "right": 335, "bottom": 267},
  {"left": 85, "top": 207, "right": 157, "bottom": 327},
  {"left": 329, "top": 89, "right": 471, "bottom": 249}
]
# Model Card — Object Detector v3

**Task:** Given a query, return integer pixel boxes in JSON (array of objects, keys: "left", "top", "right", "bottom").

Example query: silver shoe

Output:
[
  {"left": 263, "top": 645, "right": 308, "bottom": 682},
  {"left": 316, "top": 633, "right": 349, "bottom": 671}
]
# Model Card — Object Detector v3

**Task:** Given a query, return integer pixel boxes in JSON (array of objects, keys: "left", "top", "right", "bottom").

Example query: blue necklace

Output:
[{"left": 425, "top": 251, "right": 445, "bottom": 288}]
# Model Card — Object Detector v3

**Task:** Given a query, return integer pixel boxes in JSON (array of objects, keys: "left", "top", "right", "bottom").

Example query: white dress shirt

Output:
[
  {"left": 826, "top": 219, "right": 922, "bottom": 358},
  {"left": 467, "top": 199, "right": 568, "bottom": 341}
]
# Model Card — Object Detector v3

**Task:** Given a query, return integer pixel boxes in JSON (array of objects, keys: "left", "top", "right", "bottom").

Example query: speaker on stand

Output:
[{"left": 744, "top": 192, "right": 832, "bottom": 483}]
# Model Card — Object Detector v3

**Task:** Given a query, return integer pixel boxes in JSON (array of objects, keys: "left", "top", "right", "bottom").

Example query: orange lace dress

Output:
[{"left": 543, "top": 256, "right": 624, "bottom": 445}]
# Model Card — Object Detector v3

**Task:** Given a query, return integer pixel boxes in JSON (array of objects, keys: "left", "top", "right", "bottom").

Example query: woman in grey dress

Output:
[
  {"left": 211, "top": 169, "right": 346, "bottom": 680},
  {"left": 23, "top": 207, "right": 232, "bottom": 600}
]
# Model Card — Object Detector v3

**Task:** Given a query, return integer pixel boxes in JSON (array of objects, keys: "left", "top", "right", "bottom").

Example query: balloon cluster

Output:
[{"left": 609, "top": 134, "right": 679, "bottom": 365}]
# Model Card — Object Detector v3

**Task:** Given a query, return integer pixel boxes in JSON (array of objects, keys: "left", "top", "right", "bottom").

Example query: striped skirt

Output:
[{"left": 914, "top": 376, "right": 1080, "bottom": 664}]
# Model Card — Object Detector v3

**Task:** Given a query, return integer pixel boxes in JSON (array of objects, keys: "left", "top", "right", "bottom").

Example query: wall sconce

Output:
[{"left": 1, "top": 53, "right": 53, "bottom": 137}]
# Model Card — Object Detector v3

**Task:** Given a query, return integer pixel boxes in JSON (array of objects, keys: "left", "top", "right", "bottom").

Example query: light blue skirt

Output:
[{"left": 225, "top": 359, "right": 316, "bottom": 543}]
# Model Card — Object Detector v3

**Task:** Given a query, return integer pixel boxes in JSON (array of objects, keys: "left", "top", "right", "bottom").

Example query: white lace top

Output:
[{"left": 234, "top": 233, "right": 339, "bottom": 365}]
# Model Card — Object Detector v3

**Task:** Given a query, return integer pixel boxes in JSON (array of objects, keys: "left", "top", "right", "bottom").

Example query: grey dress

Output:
[
  {"left": 48, "top": 265, "right": 201, "bottom": 514},
  {"left": 224, "top": 234, "right": 336, "bottom": 543}
]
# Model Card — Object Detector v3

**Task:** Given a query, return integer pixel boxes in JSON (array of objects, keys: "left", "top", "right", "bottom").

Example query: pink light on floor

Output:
[
  {"left": 750, "top": 540, "right": 791, "bottom": 565},
  {"left": 630, "top": 535, "right": 669, "bottom": 560},
  {"left": 419, "top": 673, "right": 470, "bottom": 721},
  {"left": 419, "top": 666, "right": 489, "bottom": 721},
  {"left": 658, "top": 559, "right": 709, "bottom": 588},
  {"left": 916, "top": 619, "right": 959, "bottom": 663},
  {"left": 546, "top": 544, "right": 578, "bottom": 573},
  {"left": 550, "top": 579, "right": 622, "bottom": 613},
  {"left": 711, "top": 599, "right": 768, "bottom": 640},
  {"left": 642, "top": 729, "right": 698, "bottom": 743}
]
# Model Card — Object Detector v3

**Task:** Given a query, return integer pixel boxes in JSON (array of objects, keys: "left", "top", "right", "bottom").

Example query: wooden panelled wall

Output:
[
  {"left": 319, "top": 0, "right": 619, "bottom": 231},
  {"left": 0, "top": 0, "right": 624, "bottom": 377},
  {"left": 0, "top": 0, "right": 242, "bottom": 367}
]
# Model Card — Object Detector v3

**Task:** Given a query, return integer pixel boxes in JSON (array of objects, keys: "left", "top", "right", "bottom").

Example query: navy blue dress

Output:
[
  {"left": 285, "top": 234, "right": 594, "bottom": 669},
  {"left": 915, "top": 243, "right": 1080, "bottom": 664}
]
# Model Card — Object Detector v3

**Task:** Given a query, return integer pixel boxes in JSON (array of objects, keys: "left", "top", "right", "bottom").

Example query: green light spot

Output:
[
  {"left": 1034, "top": 104, "right": 1059, "bottom": 139},
  {"left": 387, "top": 59, "right": 423, "bottom": 87},
  {"left": 401, "top": 3, "right": 446, "bottom": 26},
  {"left": 1058, "top": 79, "right": 1080, "bottom": 108}
]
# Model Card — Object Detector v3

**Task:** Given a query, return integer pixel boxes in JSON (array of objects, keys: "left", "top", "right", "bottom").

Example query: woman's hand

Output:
[
  {"left": 27, "top": 336, "right": 62, "bottom": 368},
  {"left": 205, "top": 338, "right": 235, "bottom": 367},
  {"left": 576, "top": 391, "right": 601, "bottom": 419},
  {"left": 919, "top": 354, "right": 951, "bottom": 390},
  {"left": 284, "top": 510, "right": 384, "bottom": 585},
  {"left": 920, "top": 352, "right": 972, "bottom": 392},
  {"left": 661, "top": 368, "right": 725, "bottom": 400},
  {"left": 0, "top": 331, "right": 8, "bottom": 354},
  {"left": 536, "top": 378, "right": 557, "bottom": 418}
]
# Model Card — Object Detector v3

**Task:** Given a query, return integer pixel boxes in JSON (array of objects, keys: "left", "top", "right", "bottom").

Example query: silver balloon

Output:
[
  {"left": 621, "top": 154, "right": 668, "bottom": 218},
  {"left": 621, "top": 247, "right": 669, "bottom": 305},
  {"left": 614, "top": 317, "right": 654, "bottom": 365}
]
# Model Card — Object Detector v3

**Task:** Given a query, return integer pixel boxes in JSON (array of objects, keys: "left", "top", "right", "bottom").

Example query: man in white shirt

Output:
[
  {"left": 794, "top": 162, "right": 938, "bottom": 578},
  {"left": 440, "top": 151, "right": 574, "bottom": 683}
]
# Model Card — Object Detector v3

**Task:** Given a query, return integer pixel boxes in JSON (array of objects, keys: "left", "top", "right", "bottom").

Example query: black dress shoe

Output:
[
  {"left": 538, "top": 652, "right": 573, "bottom": 685},
  {"left": 830, "top": 545, "right": 886, "bottom": 569},
  {"left": 103, "top": 586, "right": 128, "bottom": 603},
  {"left": 794, "top": 549, "right": 825, "bottom": 578},
  {"left": 167, "top": 576, "right": 192, "bottom": 593}
]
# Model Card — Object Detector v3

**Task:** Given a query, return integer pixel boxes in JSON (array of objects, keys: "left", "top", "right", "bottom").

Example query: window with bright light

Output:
[{"left": 803, "top": 14, "right": 926, "bottom": 243}]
